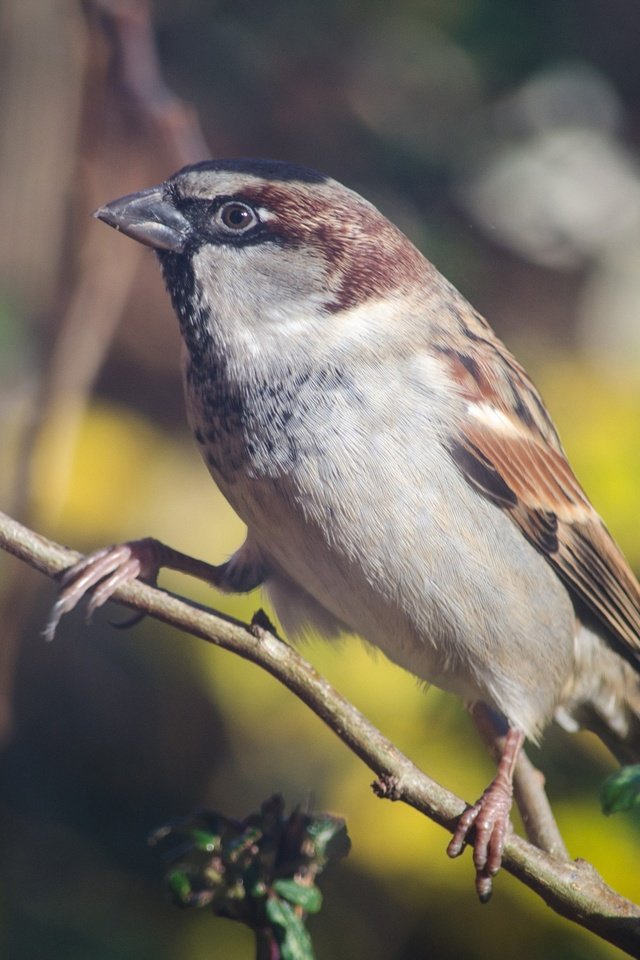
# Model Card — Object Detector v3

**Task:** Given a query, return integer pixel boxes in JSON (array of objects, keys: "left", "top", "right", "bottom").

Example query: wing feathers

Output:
[{"left": 438, "top": 333, "right": 640, "bottom": 664}]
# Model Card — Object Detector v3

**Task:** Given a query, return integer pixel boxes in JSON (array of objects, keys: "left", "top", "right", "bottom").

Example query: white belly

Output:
[{"left": 186, "top": 355, "right": 577, "bottom": 739}]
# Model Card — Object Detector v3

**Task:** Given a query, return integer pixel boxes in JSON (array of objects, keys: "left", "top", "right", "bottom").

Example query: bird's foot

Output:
[
  {"left": 44, "top": 537, "right": 164, "bottom": 642},
  {"left": 447, "top": 775, "right": 513, "bottom": 903},
  {"left": 447, "top": 774, "right": 514, "bottom": 901},
  {"left": 448, "top": 723, "right": 523, "bottom": 901}
]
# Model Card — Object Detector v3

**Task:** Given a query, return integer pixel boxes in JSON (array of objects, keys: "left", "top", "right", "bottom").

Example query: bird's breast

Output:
[{"left": 183, "top": 351, "right": 578, "bottom": 738}]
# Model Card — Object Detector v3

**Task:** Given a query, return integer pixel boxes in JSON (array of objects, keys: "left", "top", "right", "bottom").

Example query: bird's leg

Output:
[
  {"left": 447, "top": 714, "right": 524, "bottom": 902},
  {"left": 44, "top": 537, "right": 266, "bottom": 642},
  {"left": 472, "top": 704, "right": 569, "bottom": 860}
]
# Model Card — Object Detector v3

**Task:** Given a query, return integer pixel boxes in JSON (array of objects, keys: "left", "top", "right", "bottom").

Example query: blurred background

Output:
[{"left": 1, "top": 0, "right": 640, "bottom": 957}]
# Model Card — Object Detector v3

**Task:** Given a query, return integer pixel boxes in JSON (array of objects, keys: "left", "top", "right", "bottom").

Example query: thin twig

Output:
[
  {"left": 89, "top": 0, "right": 210, "bottom": 167},
  {"left": 1, "top": 509, "right": 639, "bottom": 956},
  {"left": 513, "top": 750, "right": 570, "bottom": 860}
]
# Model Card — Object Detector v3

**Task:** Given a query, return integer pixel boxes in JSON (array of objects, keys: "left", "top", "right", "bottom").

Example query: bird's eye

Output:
[{"left": 217, "top": 201, "right": 258, "bottom": 233}]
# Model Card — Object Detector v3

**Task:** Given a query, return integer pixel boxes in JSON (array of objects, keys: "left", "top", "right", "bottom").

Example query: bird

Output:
[{"left": 46, "top": 158, "right": 640, "bottom": 900}]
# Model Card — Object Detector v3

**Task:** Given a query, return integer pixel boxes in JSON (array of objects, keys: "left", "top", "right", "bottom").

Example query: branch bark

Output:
[{"left": 1, "top": 508, "right": 640, "bottom": 956}]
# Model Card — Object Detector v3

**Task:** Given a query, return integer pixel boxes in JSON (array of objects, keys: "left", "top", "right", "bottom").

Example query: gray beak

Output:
[{"left": 94, "top": 186, "right": 191, "bottom": 252}]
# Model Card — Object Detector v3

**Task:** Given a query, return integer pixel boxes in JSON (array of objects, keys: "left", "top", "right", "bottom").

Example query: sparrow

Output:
[{"left": 46, "top": 158, "right": 640, "bottom": 900}]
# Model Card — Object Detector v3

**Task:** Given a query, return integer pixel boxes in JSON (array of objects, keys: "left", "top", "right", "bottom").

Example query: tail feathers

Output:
[{"left": 555, "top": 624, "right": 640, "bottom": 766}]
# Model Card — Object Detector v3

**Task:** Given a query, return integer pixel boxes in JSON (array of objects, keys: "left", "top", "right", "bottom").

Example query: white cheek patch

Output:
[{"left": 467, "top": 401, "right": 519, "bottom": 435}]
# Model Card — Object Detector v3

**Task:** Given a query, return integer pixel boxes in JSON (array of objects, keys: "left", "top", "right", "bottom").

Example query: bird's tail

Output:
[{"left": 554, "top": 624, "right": 640, "bottom": 765}]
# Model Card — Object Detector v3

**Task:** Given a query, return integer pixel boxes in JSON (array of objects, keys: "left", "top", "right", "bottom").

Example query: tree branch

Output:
[{"left": 1, "top": 508, "right": 640, "bottom": 956}]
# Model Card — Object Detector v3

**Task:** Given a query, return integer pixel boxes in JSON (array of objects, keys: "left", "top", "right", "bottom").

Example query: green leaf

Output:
[
  {"left": 601, "top": 765, "right": 640, "bottom": 815},
  {"left": 265, "top": 897, "right": 315, "bottom": 960},
  {"left": 191, "top": 828, "right": 219, "bottom": 851},
  {"left": 167, "top": 869, "right": 192, "bottom": 904},
  {"left": 306, "top": 816, "right": 351, "bottom": 862},
  {"left": 273, "top": 879, "right": 323, "bottom": 913},
  {"left": 265, "top": 894, "right": 290, "bottom": 929}
]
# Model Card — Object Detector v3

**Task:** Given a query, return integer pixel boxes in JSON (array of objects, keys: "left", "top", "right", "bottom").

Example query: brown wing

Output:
[{"left": 435, "top": 307, "right": 640, "bottom": 664}]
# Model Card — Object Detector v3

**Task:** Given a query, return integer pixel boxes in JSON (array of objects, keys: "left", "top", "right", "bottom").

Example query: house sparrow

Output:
[{"left": 46, "top": 159, "right": 640, "bottom": 900}]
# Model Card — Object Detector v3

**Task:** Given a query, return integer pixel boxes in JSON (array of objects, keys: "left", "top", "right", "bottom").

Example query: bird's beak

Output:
[{"left": 94, "top": 186, "right": 191, "bottom": 253}]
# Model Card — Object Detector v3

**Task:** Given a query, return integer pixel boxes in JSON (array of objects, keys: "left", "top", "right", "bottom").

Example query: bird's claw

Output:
[
  {"left": 43, "top": 538, "right": 162, "bottom": 642},
  {"left": 447, "top": 777, "right": 514, "bottom": 902},
  {"left": 110, "top": 610, "right": 148, "bottom": 631}
]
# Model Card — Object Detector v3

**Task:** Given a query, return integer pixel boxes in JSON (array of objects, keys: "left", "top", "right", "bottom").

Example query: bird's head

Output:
[{"left": 95, "top": 159, "right": 431, "bottom": 356}]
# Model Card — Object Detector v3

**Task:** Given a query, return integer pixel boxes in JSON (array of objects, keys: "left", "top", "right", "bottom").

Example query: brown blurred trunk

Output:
[
  {"left": 0, "top": 0, "right": 209, "bottom": 748},
  {"left": 0, "top": 0, "right": 85, "bottom": 312}
]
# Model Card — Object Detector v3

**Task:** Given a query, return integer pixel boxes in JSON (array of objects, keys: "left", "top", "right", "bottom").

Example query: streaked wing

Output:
[{"left": 434, "top": 306, "right": 640, "bottom": 663}]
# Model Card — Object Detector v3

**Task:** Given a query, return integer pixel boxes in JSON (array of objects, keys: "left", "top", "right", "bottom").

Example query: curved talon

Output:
[
  {"left": 447, "top": 804, "right": 480, "bottom": 859},
  {"left": 476, "top": 872, "right": 494, "bottom": 903},
  {"left": 44, "top": 539, "right": 163, "bottom": 642},
  {"left": 447, "top": 725, "right": 523, "bottom": 902},
  {"left": 108, "top": 565, "right": 159, "bottom": 630},
  {"left": 84, "top": 557, "right": 143, "bottom": 620},
  {"left": 447, "top": 789, "right": 512, "bottom": 902},
  {"left": 44, "top": 536, "right": 240, "bottom": 641},
  {"left": 110, "top": 610, "right": 147, "bottom": 631},
  {"left": 42, "top": 599, "right": 68, "bottom": 643}
]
